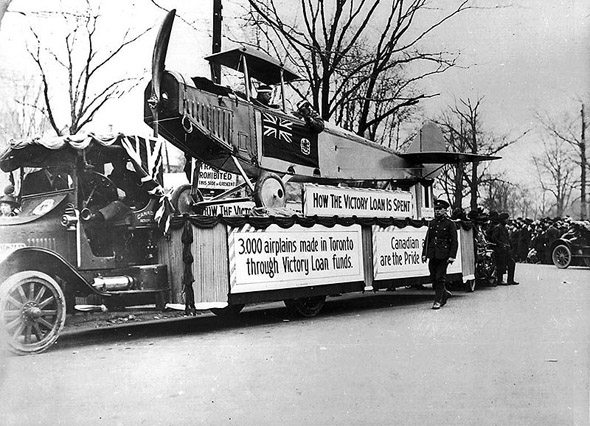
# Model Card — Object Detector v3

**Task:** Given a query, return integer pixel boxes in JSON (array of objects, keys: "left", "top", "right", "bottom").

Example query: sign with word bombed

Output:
[
  {"left": 228, "top": 224, "right": 364, "bottom": 293},
  {"left": 303, "top": 184, "right": 414, "bottom": 218},
  {"left": 198, "top": 164, "right": 240, "bottom": 189},
  {"left": 372, "top": 225, "right": 462, "bottom": 281}
]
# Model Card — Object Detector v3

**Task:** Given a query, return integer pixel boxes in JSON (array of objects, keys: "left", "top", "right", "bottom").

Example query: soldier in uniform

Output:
[{"left": 422, "top": 199, "right": 458, "bottom": 310}]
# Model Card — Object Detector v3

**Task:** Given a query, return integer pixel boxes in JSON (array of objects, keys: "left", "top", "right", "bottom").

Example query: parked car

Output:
[{"left": 551, "top": 221, "right": 590, "bottom": 269}]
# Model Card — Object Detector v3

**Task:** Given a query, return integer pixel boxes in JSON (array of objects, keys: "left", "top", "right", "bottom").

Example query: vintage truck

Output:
[{"left": 0, "top": 133, "right": 170, "bottom": 354}]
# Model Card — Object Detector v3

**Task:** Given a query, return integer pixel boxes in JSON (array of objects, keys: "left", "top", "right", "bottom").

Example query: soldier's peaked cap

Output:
[{"left": 433, "top": 199, "right": 450, "bottom": 209}]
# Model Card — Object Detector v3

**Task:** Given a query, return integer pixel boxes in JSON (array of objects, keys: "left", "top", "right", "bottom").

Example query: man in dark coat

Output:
[
  {"left": 489, "top": 212, "right": 519, "bottom": 285},
  {"left": 422, "top": 199, "right": 458, "bottom": 310},
  {"left": 544, "top": 220, "right": 561, "bottom": 264}
]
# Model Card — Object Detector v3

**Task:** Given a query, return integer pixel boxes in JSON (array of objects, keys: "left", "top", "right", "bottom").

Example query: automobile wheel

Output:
[
  {"left": 552, "top": 244, "right": 571, "bottom": 269},
  {"left": 284, "top": 296, "right": 326, "bottom": 318},
  {"left": 0, "top": 271, "right": 66, "bottom": 355}
]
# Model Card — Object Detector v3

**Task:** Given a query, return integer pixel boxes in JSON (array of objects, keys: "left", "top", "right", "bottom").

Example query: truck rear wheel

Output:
[
  {"left": 0, "top": 271, "right": 66, "bottom": 355},
  {"left": 284, "top": 296, "right": 326, "bottom": 317}
]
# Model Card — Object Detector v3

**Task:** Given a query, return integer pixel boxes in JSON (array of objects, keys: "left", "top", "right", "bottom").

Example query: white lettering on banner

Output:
[
  {"left": 229, "top": 224, "right": 364, "bottom": 293},
  {"left": 372, "top": 225, "right": 462, "bottom": 281},
  {"left": 304, "top": 184, "right": 414, "bottom": 218}
]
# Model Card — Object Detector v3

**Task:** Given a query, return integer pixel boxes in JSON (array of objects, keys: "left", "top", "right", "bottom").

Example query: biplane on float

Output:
[{"left": 144, "top": 10, "right": 498, "bottom": 214}]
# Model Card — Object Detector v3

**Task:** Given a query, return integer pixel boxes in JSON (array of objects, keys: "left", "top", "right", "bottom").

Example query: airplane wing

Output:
[
  {"left": 398, "top": 151, "right": 501, "bottom": 164},
  {"left": 205, "top": 47, "right": 300, "bottom": 85}
]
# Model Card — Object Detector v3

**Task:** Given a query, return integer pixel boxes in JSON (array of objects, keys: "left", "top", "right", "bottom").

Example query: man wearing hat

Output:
[
  {"left": 422, "top": 199, "right": 458, "bottom": 309},
  {"left": 489, "top": 212, "right": 519, "bottom": 285},
  {"left": 255, "top": 84, "right": 274, "bottom": 107},
  {"left": 0, "top": 184, "right": 19, "bottom": 217}
]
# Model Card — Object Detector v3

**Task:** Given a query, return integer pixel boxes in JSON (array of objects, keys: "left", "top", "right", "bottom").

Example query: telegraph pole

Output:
[
  {"left": 212, "top": 0, "right": 222, "bottom": 84},
  {"left": 581, "top": 103, "right": 587, "bottom": 220}
]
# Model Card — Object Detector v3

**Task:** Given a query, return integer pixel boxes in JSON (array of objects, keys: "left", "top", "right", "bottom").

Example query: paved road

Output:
[{"left": 1, "top": 263, "right": 589, "bottom": 425}]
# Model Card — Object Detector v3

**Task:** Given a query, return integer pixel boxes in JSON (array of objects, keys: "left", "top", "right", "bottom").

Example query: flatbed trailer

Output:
[{"left": 159, "top": 214, "right": 475, "bottom": 317}]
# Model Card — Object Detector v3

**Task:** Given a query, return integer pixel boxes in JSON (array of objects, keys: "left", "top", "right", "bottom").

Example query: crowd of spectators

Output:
[{"left": 453, "top": 207, "right": 590, "bottom": 264}]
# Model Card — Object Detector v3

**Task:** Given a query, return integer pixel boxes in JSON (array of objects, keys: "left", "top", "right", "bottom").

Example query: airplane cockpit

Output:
[{"left": 204, "top": 46, "right": 300, "bottom": 113}]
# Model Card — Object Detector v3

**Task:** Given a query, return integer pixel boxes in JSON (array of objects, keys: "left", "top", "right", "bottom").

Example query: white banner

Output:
[
  {"left": 229, "top": 224, "right": 364, "bottom": 293},
  {"left": 203, "top": 201, "right": 255, "bottom": 216},
  {"left": 303, "top": 184, "right": 414, "bottom": 218},
  {"left": 199, "top": 164, "right": 240, "bottom": 189},
  {"left": 372, "top": 225, "right": 462, "bottom": 281}
]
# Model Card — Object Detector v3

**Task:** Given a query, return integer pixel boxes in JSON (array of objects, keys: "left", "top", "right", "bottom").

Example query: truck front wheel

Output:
[{"left": 0, "top": 271, "right": 66, "bottom": 355}]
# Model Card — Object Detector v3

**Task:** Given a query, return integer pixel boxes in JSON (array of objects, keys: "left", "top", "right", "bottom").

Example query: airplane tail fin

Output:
[{"left": 406, "top": 122, "right": 446, "bottom": 154}]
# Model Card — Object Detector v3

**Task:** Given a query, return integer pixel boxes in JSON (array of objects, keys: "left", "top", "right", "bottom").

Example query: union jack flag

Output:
[
  {"left": 263, "top": 113, "right": 293, "bottom": 143},
  {"left": 121, "top": 135, "right": 172, "bottom": 234}
]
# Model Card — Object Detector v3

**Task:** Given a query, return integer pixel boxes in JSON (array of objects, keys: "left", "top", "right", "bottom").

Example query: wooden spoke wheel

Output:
[
  {"left": 552, "top": 244, "right": 571, "bottom": 269},
  {"left": 210, "top": 304, "right": 245, "bottom": 318},
  {"left": 254, "top": 172, "right": 286, "bottom": 209},
  {"left": 171, "top": 184, "right": 203, "bottom": 215},
  {"left": 476, "top": 251, "right": 497, "bottom": 286},
  {"left": 0, "top": 271, "right": 66, "bottom": 355},
  {"left": 284, "top": 296, "right": 326, "bottom": 318}
]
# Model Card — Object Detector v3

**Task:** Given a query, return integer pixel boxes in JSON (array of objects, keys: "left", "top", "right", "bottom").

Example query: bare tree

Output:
[
  {"left": 435, "top": 97, "right": 527, "bottom": 211},
  {"left": 531, "top": 136, "right": 577, "bottom": 217},
  {"left": 479, "top": 174, "right": 535, "bottom": 218},
  {"left": 537, "top": 103, "right": 588, "bottom": 219},
  {"left": 22, "top": 1, "right": 150, "bottom": 136},
  {"left": 0, "top": 75, "right": 50, "bottom": 147},
  {"left": 239, "top": 0, "right": 484, "bottom": 141}
]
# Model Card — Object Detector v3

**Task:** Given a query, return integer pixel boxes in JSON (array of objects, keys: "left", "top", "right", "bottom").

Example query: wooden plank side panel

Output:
[
  {"left": 460, "top": 227, "right": 476, "bottom": 278},
  {"left": 158, "top": 228, "right": 185, "bottom": 304},
  {"left": 192, "top": 223, "right": 230, "bottom": 304},
  {"left": 361, "top": 226, "right": 374, "bottom": 289}
]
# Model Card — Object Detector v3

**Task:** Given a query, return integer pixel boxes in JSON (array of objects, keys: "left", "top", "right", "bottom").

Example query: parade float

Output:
[
  {"left": 145, "top": 11, "right": 491, "bottom": 317},
  {"left": 0, "top": 10, "right": 497, "bottom": 354}
]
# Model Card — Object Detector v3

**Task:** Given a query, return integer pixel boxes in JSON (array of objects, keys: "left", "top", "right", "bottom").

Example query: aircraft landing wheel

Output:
[
  {"left": 0, "top": 271, "right": 66, "bottom": 355},
  {"left": 552, "top": 244, "right": 571, "bottom": 269},
  {"left": 254, "top": 172, "right": 286, "bottom": 209},
  {"left": 171, "top": 184, "right": 203, "bottom": 215}
]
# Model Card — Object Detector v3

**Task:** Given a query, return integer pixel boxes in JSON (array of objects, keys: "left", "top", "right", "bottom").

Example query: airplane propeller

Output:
[{"left": 148, "top": 9, "right": 176, "bottom": 137}]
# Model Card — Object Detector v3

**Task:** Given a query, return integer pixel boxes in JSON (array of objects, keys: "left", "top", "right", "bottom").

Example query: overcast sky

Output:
[{"left": 0, "top": 0, "right": 588, "bottom": 185}]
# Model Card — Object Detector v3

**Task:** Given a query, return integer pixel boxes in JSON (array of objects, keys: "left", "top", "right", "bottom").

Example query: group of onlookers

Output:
[
  {"left": 455, "top": 207, "right": 590, "bottom": 266},
  {"left": 505, "top": 216, "right": 589, "bottom": 264}
]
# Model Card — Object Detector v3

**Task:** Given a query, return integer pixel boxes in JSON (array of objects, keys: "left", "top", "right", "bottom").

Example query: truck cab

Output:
[{"left": 0, "top": 133, "right": 170, "bottom": 354}]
